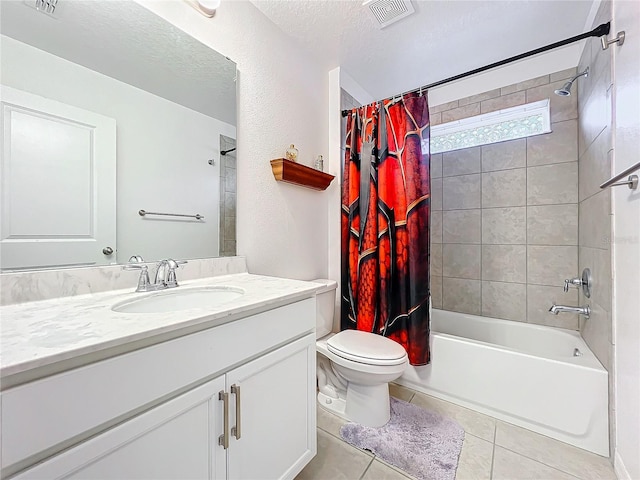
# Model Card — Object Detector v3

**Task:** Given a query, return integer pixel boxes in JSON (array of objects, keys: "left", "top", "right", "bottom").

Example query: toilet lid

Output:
[{"left": 327, "top": 330, "right": 408, "bottom": 366}]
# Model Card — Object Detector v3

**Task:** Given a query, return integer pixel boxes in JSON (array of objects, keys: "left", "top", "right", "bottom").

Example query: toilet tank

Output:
[{"left": 311, "top": 279, "right": 337, "bottom": 338}]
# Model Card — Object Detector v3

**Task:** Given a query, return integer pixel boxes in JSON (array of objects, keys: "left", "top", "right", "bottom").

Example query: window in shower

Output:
[{"left": 429, "top": 99, "right": 551, "bottom": 154}]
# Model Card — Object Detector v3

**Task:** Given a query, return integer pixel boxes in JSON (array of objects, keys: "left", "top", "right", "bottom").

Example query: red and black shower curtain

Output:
[{"left": 341, "top": 93, "right": 431, "bottom": 366}]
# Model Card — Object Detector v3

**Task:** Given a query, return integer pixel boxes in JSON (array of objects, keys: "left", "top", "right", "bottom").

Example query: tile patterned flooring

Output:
[{"left": 296, "top": 384, "right": 617, "bottom": 480}]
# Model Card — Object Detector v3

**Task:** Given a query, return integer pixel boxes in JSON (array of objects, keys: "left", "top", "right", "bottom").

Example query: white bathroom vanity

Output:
[{"left": 0, "top": 273, "right": 319, "bottom": 479}]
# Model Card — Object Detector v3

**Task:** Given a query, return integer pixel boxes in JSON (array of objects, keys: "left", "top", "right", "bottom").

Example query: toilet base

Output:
[
  {"left": 317, "top": 391, "right": 348, "bottom": 419},
  {"left": 317, "top": 382, "right": 391, "bottom": 427}
]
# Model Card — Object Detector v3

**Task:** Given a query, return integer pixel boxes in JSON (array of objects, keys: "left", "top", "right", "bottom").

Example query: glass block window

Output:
[{"left": 429, "top": 99, "right": 551, "bottom": 154}]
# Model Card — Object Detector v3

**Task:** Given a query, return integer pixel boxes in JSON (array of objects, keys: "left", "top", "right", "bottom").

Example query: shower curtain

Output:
[{"left": 341, "top": 93, "right": 431, "bottom": 366}]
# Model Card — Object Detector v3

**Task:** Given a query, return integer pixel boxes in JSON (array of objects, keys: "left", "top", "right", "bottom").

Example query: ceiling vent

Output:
[{"left": 363, "top": 0, "right": 415, "bottom": 29}]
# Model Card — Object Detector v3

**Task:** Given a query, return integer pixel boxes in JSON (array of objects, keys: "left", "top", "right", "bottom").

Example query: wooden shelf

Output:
[{"left": 270, "top": 158, "right": 335, "bottom": 191}]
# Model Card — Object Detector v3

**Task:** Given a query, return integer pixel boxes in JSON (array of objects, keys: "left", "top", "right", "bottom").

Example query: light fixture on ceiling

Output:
[{"left": 185, "top": 0, "right": 221, "bottom": 18}]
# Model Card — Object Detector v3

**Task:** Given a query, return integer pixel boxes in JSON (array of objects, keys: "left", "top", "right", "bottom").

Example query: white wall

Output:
[
  {"left": 1, "top": 35, "right": 235, "bottom": 263},
  {"left": 612, "top": 1, "right": 640, "bottom": 478},
  {"left": 138, "top": 0, "right": 330, "bottom": 281}
]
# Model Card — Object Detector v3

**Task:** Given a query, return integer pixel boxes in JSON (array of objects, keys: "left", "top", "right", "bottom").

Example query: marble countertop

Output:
[{"left": 0, "top": 273, "right": 320, "bottom": 384}]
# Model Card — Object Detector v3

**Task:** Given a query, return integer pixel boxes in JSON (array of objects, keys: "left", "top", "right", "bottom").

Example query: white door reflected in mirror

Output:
[{"left": 0, "top": 87, "right": 116, "bottom": 271}]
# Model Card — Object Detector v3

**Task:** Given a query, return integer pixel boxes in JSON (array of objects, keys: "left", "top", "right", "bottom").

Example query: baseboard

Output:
[{"left": 615, "top": 451, "right": 632, "bottom": 480}]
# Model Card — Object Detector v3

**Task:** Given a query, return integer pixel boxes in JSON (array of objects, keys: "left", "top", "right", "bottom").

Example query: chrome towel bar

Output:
[
  {"left": 600, "top": 160, "right": 640, "bottom": 190},
  {"left": 139, "top": 209, "right": 204, "bottom": 220}
]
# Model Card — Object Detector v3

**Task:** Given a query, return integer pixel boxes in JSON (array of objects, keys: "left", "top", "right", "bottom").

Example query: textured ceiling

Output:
[
  {"left": 251, "top": 0, "right": 595, "bottom": 100},
  {"left": 1, "top": 0, "right": 236, "bottom": 124}
]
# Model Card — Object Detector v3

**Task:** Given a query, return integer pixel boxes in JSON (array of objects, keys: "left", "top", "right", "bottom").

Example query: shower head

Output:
[{"left": 554, "top": 67, "right": 589, "bottom": 96}]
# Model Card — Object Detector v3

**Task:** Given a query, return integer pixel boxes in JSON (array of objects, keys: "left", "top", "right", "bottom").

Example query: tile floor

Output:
[{"left": 296, "top": 384, "right": 617, "bottom": 480}]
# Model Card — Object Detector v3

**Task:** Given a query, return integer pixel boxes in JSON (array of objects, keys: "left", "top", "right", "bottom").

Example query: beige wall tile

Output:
[
  {"left": 527, "top": 162, "right": 578, "bottom": 205},
  {"left": 443, "top": 209, "right": 481, "bottom": 244},
  {"left": 527, "top": 284, "right": 579, "bottom": 330},
  {"left": 527, "top": 245, "right": 578, "bottom": 287},
  {"left": 482, "top": 169, "right": 527, "bottom": 208},
  {"left": 527, "top": 119, "right": 578, "bottom": 167},
  {"left": 580, "top": 303, "right": 612, "bottom": 371},
  {"left": 430, "top": 111, "right": 442, "bottom": 126},
  {"left": 482, "top": 207, "right": 526, "bottom": 244},
  {"left": 481, "top": 139, "right": 526, "bottom": 172},
  {"left": 500, "top": 75, "right": 550, "bottom": 96},
  {"left": 527, "top": 204, "right": 578, "bottom": 246},
  {"left": 481, "top": 281, "right": 527, "bottom": 322},
  {"left": 590, "top": 2, "right": 612, "bottom": 89},
  {"left": 430, "top": 275, "right": 443, "bottom": 309},
  {"left": 578, "top": 72, "right": 610, "bottom": 158},
  {"left": 579, "top": 246, "right": 612, "bottom": 313},
  {"left": 442, "top": 278, "right": 481, "bottom": 315},
  {"left": 431, "top": 177, "right": 443, "bottom": 210},
  {"left": 550, "top": 67, "right": 577, "bottom": 82},
  {"left": 494, "top": 421, "right": 616, "bottom": 480},
  {"left": 579, "top": 190, "right": 611, "bottom": 249},
  {"left": 458, "top": 88, "right": 501, "bottom": 106},
  {"left": 430, "top": 100, "right": 459, "bottom": 114},
  {"left": 482, "top": 245, "right": 526, "bottom": 283},
  {"left": 431, "top": 153, "right": 443, "bottom": 178},
  {"left": 480, "top": 91, "right": 526, "bottom": 114},
  {"left": 431, "top": 210, "right": 443, "bottom": 244},
  {"left": 443, "top": 147, "right": 481, "bottom": 177},
  {"left": 526, "top": 81, "right": 578, "bottom": 123},
  {"left": 431, "top": 243, "right": 443, "bottom": 276},
  {"left": 578, "top": 33, "right": 593, "bottom": 103},
  {"left": 224, "top": 192, "right": 237, "bottom": 211},
  {"left": 222, "top": 241, "right": 236, "bottom": 256},
  {"left": 443, "top": 174, "right": 481, "bottom": 210},
  {"left": 442, "top": 103, "right": 481, "bottom": 123},
  {"left": 492, "top": 446, "right": 578, "bottom": 480},
  {"left": 224, "top": 216, "right": 236, "bottom": 241},
  {"left": 443, "top": 244, "right": 481, "bottom": 279},
  {"left": 579, "top": 130, "right": 612, "bottom": 202}
]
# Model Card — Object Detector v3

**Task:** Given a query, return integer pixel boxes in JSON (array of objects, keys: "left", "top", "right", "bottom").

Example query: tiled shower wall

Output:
[
  {"left": 429, "top": 68, "right": 584, "bottom": 330},
  {"left": 577, "top": 0, "right": 614, "bottom": 458},
  {"left": 219, "top": 135, "right": 237, "bottom": 256}
]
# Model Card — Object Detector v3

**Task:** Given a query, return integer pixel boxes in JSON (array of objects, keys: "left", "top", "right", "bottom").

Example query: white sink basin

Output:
[{"left": 112, "top": 286, "right": 245, "bottom": 314}]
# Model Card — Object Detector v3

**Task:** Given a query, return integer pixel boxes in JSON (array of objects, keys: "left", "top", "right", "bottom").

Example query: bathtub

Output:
[{"left": 397, "top": 309, "right": 609, "bottom": 456}]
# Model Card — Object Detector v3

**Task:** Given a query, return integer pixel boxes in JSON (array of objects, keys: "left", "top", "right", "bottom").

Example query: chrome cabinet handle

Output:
[
  {"left": 231, "top": 384, "right": 241, "bottom": 440},
  {"left": 218, "top": 391, "right": 229, "bottom": 449}
]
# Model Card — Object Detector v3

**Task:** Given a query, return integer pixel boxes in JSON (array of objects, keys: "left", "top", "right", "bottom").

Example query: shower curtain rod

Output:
[{"left": 341, "top": 22, "right": 610, "bottom": 117}]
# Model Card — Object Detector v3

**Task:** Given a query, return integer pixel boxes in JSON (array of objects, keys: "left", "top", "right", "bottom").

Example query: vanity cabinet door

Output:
[
  {"left": 226, "top": 334, "right": 316, "bottom": 480},
  {"left": 14, "top": 376, "right": 227, "bottom": 480}
]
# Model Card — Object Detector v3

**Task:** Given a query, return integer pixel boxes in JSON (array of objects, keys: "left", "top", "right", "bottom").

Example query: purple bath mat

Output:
[{"left": 340, "top": 397, "right": 464, "bottom": 480}]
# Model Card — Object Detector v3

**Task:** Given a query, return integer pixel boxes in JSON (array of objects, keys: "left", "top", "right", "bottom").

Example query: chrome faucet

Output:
[
  {"left": 154, "top": 259, "right": 186, "bottom": 288},
  {"left": 549, "top": 304, "right": 591, "bottom": 318},
  {"left": 123, "top": 258, "right": 187, "bottom": 292}
]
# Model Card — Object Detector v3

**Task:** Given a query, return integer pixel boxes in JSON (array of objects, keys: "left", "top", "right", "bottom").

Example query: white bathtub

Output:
[{"left": 397, "top": 309, "right": 609, "bottom": 456}]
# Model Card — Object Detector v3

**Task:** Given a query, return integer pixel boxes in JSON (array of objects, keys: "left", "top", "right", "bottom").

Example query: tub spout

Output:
[{"left": 549, "top": 304, "right": 591, "bottom": 318}]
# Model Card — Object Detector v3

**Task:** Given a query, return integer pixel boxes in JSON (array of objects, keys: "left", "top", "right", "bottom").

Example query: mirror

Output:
[{"left": 0, "top": 0, "right": 237, "bottom": 271}]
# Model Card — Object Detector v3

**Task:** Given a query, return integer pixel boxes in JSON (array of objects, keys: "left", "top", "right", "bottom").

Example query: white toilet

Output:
[{"left": 312, "top": 279, "right": 409, "bottom": 427}]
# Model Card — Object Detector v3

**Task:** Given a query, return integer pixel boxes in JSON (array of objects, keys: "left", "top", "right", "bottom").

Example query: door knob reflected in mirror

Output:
[{"left": 102, "top": 246, "right": 114, "bottom": 256}]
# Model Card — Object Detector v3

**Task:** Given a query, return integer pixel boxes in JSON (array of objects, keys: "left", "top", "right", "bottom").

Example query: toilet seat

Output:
[{"left": 327, "top": 330, "right": 407, "bottom": 366}]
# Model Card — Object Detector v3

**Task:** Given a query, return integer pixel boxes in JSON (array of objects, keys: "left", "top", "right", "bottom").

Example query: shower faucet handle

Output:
[
  {"left": 563, "top": 277, "right": 583, "bottom": 292},
  {"left": 563, "top": 268, "right": 593, "bottom": 298}
]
